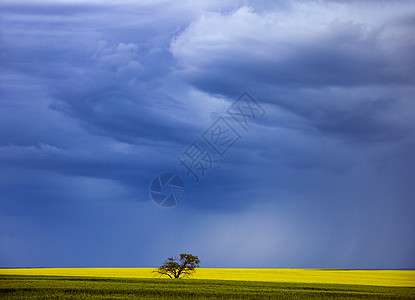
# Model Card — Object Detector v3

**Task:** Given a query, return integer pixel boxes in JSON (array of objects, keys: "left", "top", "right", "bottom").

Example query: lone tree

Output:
[{"left": 155, "top": 253, "right": 200, "bottom": 279}]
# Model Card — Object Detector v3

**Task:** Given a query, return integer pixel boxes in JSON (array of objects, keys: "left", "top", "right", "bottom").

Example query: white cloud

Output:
[{"left": 171, "top": 2, "right": 415, "bottom": 71}]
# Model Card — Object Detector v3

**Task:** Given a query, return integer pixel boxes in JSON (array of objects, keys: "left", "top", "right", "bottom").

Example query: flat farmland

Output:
[
  {"left": 1, "top": 268, "right": 414, "bottom": 299},
  {"left": 1, "top": 268, "right": 414, "bottom": 286}
]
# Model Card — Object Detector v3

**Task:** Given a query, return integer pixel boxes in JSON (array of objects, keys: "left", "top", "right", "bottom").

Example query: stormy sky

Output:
[{"left": 1, "top": 0, "right": 414, "bottom": 269}]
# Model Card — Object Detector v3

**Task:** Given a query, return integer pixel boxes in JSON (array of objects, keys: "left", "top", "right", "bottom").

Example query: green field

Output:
[
  {"left": 1, "top": 275, "right": 414, "bottom": 299},
  {"left": 1, "top": 268, "right": 414, "bottom": 299}
]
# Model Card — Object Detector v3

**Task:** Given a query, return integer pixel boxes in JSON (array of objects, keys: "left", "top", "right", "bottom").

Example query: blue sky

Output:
[{"left": 1, "top": 0, "right": 414, "bottom": 268}]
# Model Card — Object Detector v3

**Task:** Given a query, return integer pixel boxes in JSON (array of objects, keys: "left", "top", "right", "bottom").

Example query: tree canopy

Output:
[{"left": 155, "top": 253, "right": 200, "bottom": 279}]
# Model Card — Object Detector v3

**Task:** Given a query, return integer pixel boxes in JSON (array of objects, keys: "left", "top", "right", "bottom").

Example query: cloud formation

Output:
[{"left": 0, "top": 0, "right": 414, "bottom": 269}]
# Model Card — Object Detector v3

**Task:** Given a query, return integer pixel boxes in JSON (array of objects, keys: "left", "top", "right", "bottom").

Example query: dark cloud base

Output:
[{"left": 1, "top": 0, "right": 414, "bottom": 268}]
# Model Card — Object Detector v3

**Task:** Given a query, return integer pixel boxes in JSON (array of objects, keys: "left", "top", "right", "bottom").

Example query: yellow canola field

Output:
[{"left": 1, "top": 268, "right": 414, "bottom": 287}]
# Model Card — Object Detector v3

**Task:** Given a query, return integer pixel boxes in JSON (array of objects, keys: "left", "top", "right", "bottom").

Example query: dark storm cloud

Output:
[
  {"left": 1, "top": 3, "right": 199, "bottom": 144},
  {"left": 171, "top": 3, "right": 415, "bottom": 145},
  {"left": 0, "top": 2, "right": 108, "bottom": 15},
  {"left": 0, "top": 0, "right": 414, "bottom": 269}
]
